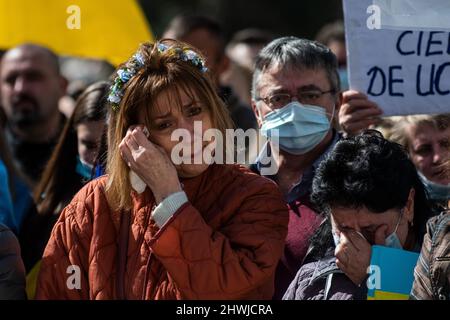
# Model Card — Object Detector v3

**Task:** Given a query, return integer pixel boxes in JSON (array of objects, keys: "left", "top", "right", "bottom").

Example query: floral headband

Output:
[{"left": 108, "top": 43, "right": 208, "bottom": 111}]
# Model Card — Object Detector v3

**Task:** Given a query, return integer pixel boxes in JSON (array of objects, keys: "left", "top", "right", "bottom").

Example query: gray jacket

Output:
[
  {"left": 283, "top": 251, "right": 367, "bottom": 300},
  {"left": 0, "top": 223, "right": 26, "bottom": 299}
]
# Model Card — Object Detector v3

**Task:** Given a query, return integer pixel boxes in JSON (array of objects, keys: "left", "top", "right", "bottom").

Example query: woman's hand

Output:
[
  {"left": 119, "top": 126, "right": 182, "bottom": 204},
  {"left": 338, "top": 90, "right": 383, "bottom": 136},
  {"left": 335, "top": 230, "right": 372, "bottom": 286}
]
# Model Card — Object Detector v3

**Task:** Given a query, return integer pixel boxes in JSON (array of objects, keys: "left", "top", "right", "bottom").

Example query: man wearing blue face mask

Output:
[
  {"left": 249, "top": 37, "right": 345, "bottom": 299},
  {"left": 283, "top": 131, "right": 431, "bottom": 300}
]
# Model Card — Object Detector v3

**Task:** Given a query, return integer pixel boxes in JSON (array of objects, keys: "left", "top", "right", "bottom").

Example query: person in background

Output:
[
  {"left": 58, "top": 57, "right": 115, "bottom": 118},
  {"left": 58, "top": 80, "right": 87, "bottom": 119},
  {"left": 0, "top": 112, "right": 16, "bottom": 232},
  {"left": 0, "top": 153, "right": 14, "bottom": 234},
  {"left": 19, "top": 81, "right": 108, "bottom": 298},
  {"left": 0, "top": 108, "right": 36, "bottom": 234},
  {"left": 315, "top": 20, "right": 348, "bottom": 91},
  {"left": 316, "top": 21, "right": 382, "bottom": 138},
  {"left": 389, "top": 114, "right": 450, "bottom": 214},
  {"left": 163, "top": 14, "right": 257, "bottom": 131},
  {"left": 368, "top": 115, "right": 403, "bottom": 139},
  {"left": 284, "top": 130, "right": 431, "bottom": 299},
  {"left": 0, "top": 44, "right": 67, "bottom": 186},
  {"left": 221, "top": 28, "right": 274, "bottom": 106},
  {"left": 0, "top": 113, "right": 27, "bottom": 297}
]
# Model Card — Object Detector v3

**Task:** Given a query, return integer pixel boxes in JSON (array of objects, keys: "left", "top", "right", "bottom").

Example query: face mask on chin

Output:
[
  {"left": 384, "top": 210, "right": 404, "bottom": 249},
  {"left": 76, "top": 156, "right": 94, "bottom": 180},
  {"left": 260, "top": 101, "right": 334, "bottom": 155},
  {"left": 417, "top": 170, "right": 450, "bottom": 201}
]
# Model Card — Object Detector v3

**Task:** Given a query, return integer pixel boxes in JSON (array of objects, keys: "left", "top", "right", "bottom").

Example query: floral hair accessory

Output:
[
  {"left": 108, "top": 52, "right": 145, "bottom": 111},
  {"left": 157, "top": 43, "right": 208, "bottom": 74},
  {"left": 108, "top": 43, "right": 208, "bottom": 112}
]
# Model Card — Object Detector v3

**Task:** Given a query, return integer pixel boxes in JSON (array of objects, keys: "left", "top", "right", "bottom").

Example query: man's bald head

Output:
[
  {"left": 0, "top": 43, "right": 67, "bottom": 139},
  {"left": 2, "top": 43, "right": 60, "bottom": 75}
]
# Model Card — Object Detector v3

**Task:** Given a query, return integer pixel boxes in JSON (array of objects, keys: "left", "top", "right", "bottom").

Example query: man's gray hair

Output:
[{"left": 251, "top": 36, "right": 340, "bottom": 100}]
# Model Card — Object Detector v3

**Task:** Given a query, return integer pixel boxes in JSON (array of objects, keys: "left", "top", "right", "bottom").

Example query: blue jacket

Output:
[
  {"left": 0, "top": 159, "right": 34, "bottom": 234},
  {"left": 0, "top": 159, "right": 15, "bottom": 232}
]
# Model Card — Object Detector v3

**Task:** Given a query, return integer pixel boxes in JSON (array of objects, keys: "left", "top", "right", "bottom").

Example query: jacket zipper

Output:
[{"left": 435, "top": 256, "right": 450, "bottom": 262}]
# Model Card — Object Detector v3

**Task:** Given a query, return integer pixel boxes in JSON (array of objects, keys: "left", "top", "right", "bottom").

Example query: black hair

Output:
[{"left": 311, "top": 130, "right": 431, "bottom": 238}]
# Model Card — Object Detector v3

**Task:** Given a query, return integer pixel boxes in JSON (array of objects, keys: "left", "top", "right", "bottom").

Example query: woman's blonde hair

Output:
[
  {"left": 106, "top": 39, "right": 233, "bottom": 210},
  {"left": 389, "top": 113, "right": 450, "bottom": 150}
]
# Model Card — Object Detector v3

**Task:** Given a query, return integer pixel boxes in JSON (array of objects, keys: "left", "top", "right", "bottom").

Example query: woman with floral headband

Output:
[{"left": 35, "top": 39, "right": 288, "bottom": 300}]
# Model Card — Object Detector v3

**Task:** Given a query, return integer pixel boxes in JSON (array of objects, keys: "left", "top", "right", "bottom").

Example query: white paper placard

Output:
[{"left": 343, "top": 0, "right": 450, "bottom": 115}]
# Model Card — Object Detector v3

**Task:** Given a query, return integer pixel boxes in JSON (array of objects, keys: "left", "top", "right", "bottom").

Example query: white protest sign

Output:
[{"left": 343, "top": 0, "right": 450, "bottom": 116}]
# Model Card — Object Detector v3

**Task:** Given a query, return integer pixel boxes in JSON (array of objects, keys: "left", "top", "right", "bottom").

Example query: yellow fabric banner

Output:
[{"left": 0, "top": 0, "right": 154, "bottom": 65}]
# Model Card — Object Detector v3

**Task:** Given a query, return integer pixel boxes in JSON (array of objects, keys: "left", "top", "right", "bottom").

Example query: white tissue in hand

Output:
[{"left": 129, "top": 171, "right": 146, "bottom": 193}]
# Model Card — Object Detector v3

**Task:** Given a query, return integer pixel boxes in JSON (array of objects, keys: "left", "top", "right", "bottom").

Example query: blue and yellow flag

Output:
[
  {"left": 0, "top": 0, "right": 154, "bottom": 65},
  {"left": 367, "top": 245, "right": 419, "bottom": 300}
]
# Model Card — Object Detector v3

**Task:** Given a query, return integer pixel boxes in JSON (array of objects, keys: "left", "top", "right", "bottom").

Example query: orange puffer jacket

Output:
[{"left": 35, "top": 164, "right": 288, "bottom": 299}]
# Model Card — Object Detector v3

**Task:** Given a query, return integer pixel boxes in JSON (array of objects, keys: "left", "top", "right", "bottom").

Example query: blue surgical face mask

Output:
[
  {"left": 418, "top": 171, "right": 450, "bottom": 201},
  {"left": 76, "top": 156, "right": 94, "bottom": 180},
  {"left": 260, "top": 101, "right": 333, "bottom": 155},
  {"left": 384, "top": 211, "right": 404, "bottom": 249}
]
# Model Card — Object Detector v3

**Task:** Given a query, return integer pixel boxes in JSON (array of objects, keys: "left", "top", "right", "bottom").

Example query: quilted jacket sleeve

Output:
[
  {"left": 35, "top": 199, "right": 92, "bottom": 300},
  {"left": 410, "top": 215, "right": 442, "bottom": 300},
  {"left": 282, "top": 263, "right": 315, "bottom": 300},
  {"left": 149, "top": 176, "right": 289, "bottom": 299}
]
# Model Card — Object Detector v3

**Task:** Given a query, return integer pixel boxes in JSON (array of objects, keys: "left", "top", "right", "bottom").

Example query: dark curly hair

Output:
[{"left": 311, "top": 130, "right": 431, "bottom": 240}]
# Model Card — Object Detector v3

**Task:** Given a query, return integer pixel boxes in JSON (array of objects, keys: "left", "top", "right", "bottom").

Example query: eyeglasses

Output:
[{"left": 258, "top": 89, "right": 336, "bottom": 109}]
